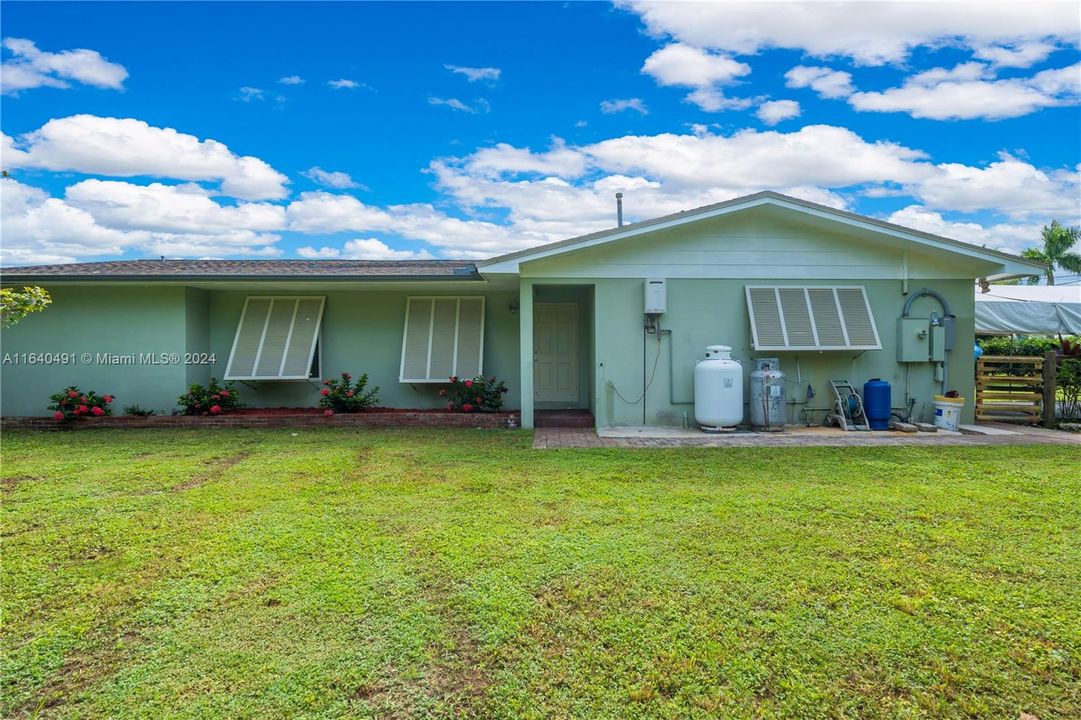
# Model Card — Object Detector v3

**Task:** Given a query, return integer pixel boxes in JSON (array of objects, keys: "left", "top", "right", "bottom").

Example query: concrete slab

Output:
[{"left": 959, "top": 424, "right": 1017, "bottom": 436}]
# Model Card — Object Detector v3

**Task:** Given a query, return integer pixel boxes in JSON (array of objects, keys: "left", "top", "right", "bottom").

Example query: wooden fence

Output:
[{"left": 976, "top": 351, "right": 1070, "bottom": 427}]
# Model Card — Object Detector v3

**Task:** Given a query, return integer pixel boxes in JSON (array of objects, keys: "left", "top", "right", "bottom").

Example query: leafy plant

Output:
[
  {"left": 977, "top": 335, "right": 1078, "bottom": 357},
  {"left": 48, "top": 386, "right": 114, "bottom": 421},
  {"left": 1020, "top": 220, "right": 1081, "bottom": 285},
  {"left": 319, "top": 372, "right": 380, "bottom": 415},
  {"left": 178, "top": 379, "right": 241, "bottom": 416},
  {"left": 439, "top": 375, "right": 508, "bottom": 412},
  {"left": 1, "top": 287, "right": 51, "bottom": 328},
  {"left": 123, "top": 404, "right": 156, "bottom": 417}
]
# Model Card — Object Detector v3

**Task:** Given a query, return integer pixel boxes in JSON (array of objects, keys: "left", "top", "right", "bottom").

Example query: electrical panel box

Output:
[
  {"left": 929, "top": 324, "right": 946, "bottom": 362},
  {"left": 942, "top": 316, "right": 956, "bottom": 352},
  {"left": 897, "top": 317, "right": 929, "bottom": 362},
  {"left": 645, "top": 278, "right": 667, "bottom": 314}
]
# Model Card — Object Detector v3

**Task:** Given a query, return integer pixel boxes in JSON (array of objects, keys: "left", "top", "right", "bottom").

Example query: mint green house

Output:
[{"left": 1, "top": 192, "right": 1041, "bottom": 427}]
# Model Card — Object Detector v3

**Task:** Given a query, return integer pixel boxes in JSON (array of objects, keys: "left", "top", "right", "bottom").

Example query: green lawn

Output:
[{"left": 1, "top": 429, "right": 1078, "bottom": 719}]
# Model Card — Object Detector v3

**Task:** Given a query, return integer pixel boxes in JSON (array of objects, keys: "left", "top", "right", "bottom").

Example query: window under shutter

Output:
[
  {"left": 399, "top": 297, "right": 485, "bottom": 382},
  {"left": 746, "top": 286, "right": 881, "bottom": 351},
  {"left": 225, "top": 297, "right": 325, "bottom": 380}
]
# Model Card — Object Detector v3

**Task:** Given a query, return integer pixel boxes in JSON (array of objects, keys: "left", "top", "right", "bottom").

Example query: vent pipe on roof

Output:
[{"left": 616, "top": 192, "right": 624, "bottom": 227}]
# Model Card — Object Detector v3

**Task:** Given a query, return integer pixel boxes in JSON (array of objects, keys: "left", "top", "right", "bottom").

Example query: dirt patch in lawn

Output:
[
  {"left": 1, "top": 474, "right": 36, "bottom": 492},
  {"left": 172, "top": 451, "right": 251, "bottom": 491}
]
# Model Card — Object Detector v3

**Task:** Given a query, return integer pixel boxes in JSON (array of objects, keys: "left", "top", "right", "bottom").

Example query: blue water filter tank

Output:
[{"left": 863, "top": 379, "right": 892, "bottom": 431}]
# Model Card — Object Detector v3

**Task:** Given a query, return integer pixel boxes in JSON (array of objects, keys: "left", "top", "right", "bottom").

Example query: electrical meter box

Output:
[
  {"left": 897, "top": 317, "right": 930, "bottom": 362},
  {"left": 644, "top": 278, "right": 667, "bottom": 314}
]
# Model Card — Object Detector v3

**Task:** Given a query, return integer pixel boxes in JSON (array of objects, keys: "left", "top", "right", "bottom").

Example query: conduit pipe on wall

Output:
[{"left": 902, "top": 287, "right": 954, "bottom": 395}]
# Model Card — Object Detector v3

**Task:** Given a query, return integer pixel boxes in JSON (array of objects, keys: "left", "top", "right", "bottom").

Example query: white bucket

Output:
[{"left": 932, "top": 395, "right": 964, "bottom": 431}]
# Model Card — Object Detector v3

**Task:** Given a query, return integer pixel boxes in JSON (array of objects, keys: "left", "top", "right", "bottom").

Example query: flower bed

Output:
[{"left": 1, "top": 409, "right": 518, "bottom": 431}]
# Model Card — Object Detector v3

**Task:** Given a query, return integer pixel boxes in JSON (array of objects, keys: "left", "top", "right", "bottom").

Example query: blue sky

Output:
[{"left": 1, "top": 1, "right": 1079, "bottom": 267}]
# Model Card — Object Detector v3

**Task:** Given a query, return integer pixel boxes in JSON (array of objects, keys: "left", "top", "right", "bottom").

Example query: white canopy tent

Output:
[{"left": 975, "top": 285, "right": 1081, "bottom": 335}]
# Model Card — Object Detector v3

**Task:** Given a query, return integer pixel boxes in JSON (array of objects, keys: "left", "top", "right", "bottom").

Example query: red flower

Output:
[
  {"left": 323, "top": 409, "right": 334, "bottom": 417},
  {"left": 342, "top": 372, "right": 351, "bottom": 380},
  {"left": 450, "top": 376, "right": 458, "bottom": 383},
  {"left": 462, "top": 403, "right": 474, "bottom": 412},
  {"left": 103, "top": 395, "right": 113, "bottom": 403},
  {"left": 320, "top": 388, "right": 330, "bottom": 396},
  {"left": 53, "top": 411, "right": 64, "bottom": 421},
  {"left": 323, "top": 379, "right": 331, "bottom": 385},
  {"left": 67, "top": 390, "right": 78, "bottom": 398},
  {"left": 219, "top": 391, "right": 229, "bottom": 398},
  {"left": 77, "top": 405, "right": 89, "bottom": 414},
  {"left": 346, "top": 390, "right": 354, "bottom": 397},
  {"left": 209, "top": 405, "right": 222, "bottom": 415},
  {"left": 476, "top": 396, "right": 482, "bottom": 404},
  {"left": 90, "top": 406, "right": 105, "bottom": 416},
  {"left": 464, "top": 379, "right": 473, "bottom": 388},
  {"left": 80, "top": 395, "right": 88, "bottom": 403}
]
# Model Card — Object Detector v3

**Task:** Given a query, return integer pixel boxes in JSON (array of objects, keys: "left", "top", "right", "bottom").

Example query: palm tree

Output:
[{"left": 1021, "top": 220, "right": 1081, "bottom": 285}]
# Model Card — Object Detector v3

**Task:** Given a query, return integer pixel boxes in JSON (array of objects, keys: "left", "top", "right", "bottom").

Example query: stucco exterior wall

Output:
[
  {"left": 586, "top": 277, "right": 976, "bottom": 428},
  {"left": 1, "top": 286, "right": 521, "bottom": 416},
  {"left": 1, "top": 285, "right": 189, "bottom": 416}
]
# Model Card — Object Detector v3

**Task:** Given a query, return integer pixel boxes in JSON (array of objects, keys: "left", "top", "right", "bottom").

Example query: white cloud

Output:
[
  {"left": 299, "top": 238, "right": 434, "bottom": 260},
  {"left": 328, "top": 78, "right": 360, "bottom": 89},
  {"left": 641, "top": 43, "right": 752, "bottom": 111},
  {"left": 849, "top": 61, "right": 1081, "bottom": 120},
  {"left": 236, "top": 86, "right": 264, "bottom": 102},
  {"left": 0, "top": 177, "right": 134, "bottom": 263},
  {"left": 1, "top": 177, "right": 284, "bottom": 264},
  {"left": 1, "top": 37, "right": 128, "bottom": 94},
  {"left": 64, "top": 180, "right": 286, "bottom": 233},
  {"left": 621, "top": 1, "right": 1079, "bottom": 66},
  {"left": 465, "top": 139, "right": 588, "bottom": 178},
  {"left": 429, "top": 96, "right": 488, "bottom": 113},
  {"left": 278, "top": 75, "right": 305, "bottom": 85},
  {"left": 296, "top": 245, "right": 342, "bottom": 258},
  {"left": 911, "top": 153, "right": 1081, "bottom": 219},
  {"left": 887, "top": 205, "right": 1041, "bottom": 254},
  {"left": 301, "top": 166, "right": 364, "bottom": 189},
  {"left": 784, "top": 65, "right": 855, "bottom": 99},
  {"left": 285, "top": 191, "right": 525, "bottom": 256},
  {"left": 756, "top": 100, "right": 801, "bottom": 125},
  {"left": 444, "top": 64, "right": 501, "bottom": 83},
  {"left": 973, "top": 40, "right": 1059, "bottom": 68},
  {"left": 4, "top": 115, "right": 289, "bottom": 200},
  {"left": 599, "top": 98, "right": 649, "bottom": 114}
]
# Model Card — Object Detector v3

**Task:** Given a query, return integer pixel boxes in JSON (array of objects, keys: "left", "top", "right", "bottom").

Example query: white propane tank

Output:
[{"left": 694, "top": 345, "right": 743, "bottom": 431}]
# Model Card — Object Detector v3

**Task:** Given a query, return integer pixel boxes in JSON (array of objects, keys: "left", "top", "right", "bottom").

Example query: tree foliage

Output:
[
  {"left": 1020, "top": 220, "right": 1081, "bottom": 285},
  {"left": 0, "top": 286, "right": 52, "bottom": 328}
]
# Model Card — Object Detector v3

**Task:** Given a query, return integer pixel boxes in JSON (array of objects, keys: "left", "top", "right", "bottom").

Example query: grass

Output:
[{"left": 1, "top": 428, "right": 1078, "bottom": 719}]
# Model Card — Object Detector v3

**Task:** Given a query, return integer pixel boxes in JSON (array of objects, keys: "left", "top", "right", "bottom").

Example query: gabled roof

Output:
[
  {"left": 0, "top": 259, "right": 481, "bottom": 282},
  {"left": 478, "top": 190, "right": 1044, "bottom": 276}
]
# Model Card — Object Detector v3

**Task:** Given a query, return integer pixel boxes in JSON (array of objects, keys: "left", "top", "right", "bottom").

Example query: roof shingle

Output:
[{"left": 1, "top": 259, "right": 479, "bottom": 280}]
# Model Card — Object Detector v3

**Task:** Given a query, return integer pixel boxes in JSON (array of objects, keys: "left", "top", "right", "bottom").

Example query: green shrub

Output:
[
  {"left": 48, "top": 386, "right": 114, "bottom": 421},
  {"left": 178, "top": 379, "right": 241, "bottom": 416},
  {"left": 319, "top": 372, "right": 380, "bottom": 415},
  {"left": 439, "top": 375, "right": 509, "bottom": 412},
  {"left": 123, "top": 404, "right": 156, "bottom": 417},
  {"left": 976, "top": 335, "right": 1073, "bottom": 357}
]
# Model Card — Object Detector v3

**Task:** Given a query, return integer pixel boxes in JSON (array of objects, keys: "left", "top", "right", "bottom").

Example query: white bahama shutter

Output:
[
  {"left": 745, "top": 286, "right": 881, "bottom": 351},
  {"left": 225, "top": 297, "right": 325, "bottom": 380},
  {"left": 399, "top": 296, "right": 485, "bottom": 382}
]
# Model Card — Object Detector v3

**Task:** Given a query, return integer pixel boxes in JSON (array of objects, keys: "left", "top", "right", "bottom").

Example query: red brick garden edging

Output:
[{"left": 0, "top": 411, "right": 518, "bottom": 431}]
